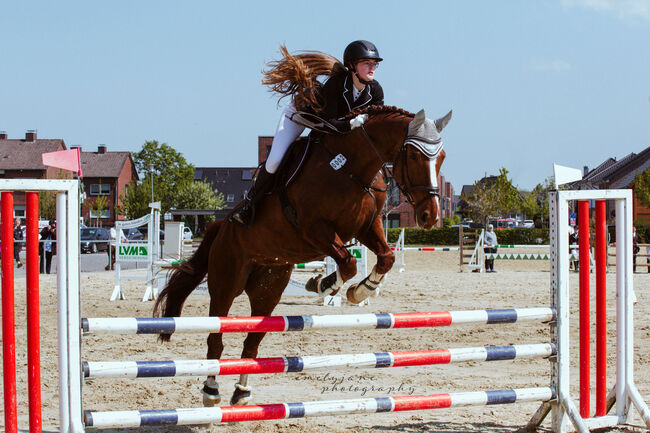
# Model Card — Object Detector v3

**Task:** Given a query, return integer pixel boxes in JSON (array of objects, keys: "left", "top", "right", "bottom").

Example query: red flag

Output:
[{"left": 42, "top": 148, "right": 83, "bottom": 177}]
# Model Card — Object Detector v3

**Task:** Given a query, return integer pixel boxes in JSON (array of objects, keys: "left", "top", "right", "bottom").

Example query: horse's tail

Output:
[
  {"left": 263, "top": 45, "right": 346, "bottom": 113},
  {"left": 153, "top": 219, "right": 222, "bottom": 342}
]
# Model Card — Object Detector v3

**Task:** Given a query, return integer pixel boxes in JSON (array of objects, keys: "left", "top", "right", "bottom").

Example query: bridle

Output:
[
  {"left": 359, "top": 125, "right": 441, "bottom": 209},
  {"left": 393, "top": 139, "right": 441, "bottom": 208},
  {"left": 317, "top": 114, "right": 441, "bottom": 236}
]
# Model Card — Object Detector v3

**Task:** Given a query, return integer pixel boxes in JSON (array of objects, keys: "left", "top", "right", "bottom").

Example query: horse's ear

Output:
[
  {"left": 435, "top": 110, "right": 452, "bottom": 132},
  {"left": 409, "top": 109, "right": 426, "bottom": 133}
]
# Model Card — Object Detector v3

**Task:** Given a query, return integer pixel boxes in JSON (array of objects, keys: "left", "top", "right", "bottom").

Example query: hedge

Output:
[
  {"left": 386, "top": 227, "right": 550, "bottom": 246},
  {"left": 386, "top": 224, "right": 650, "bottom": 246}
]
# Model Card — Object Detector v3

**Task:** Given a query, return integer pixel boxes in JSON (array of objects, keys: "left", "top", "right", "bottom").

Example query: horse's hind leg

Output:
[
  {"left": 303, "top": 228, "right": 357, "bottom": 297},
  {"left": 203, "top": 268, "right": 248, "bottom": 407},
  {"left": 230, "top": 265, "right": 292, "bottom": 405}
]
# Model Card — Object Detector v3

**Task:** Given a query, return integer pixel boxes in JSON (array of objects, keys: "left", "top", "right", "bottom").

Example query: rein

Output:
[{"left": 317, "top": 112, "right": 441, "bottom": 234}]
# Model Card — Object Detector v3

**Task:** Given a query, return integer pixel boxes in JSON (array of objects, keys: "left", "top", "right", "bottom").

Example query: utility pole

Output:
[{"left": 150, "top": 165, "right": 154, "bottom": 202}]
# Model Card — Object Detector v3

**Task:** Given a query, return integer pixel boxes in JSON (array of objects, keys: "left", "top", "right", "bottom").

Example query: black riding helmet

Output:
[
  {"left": 344, "top": 40, "right": 382, "bottom": 85},
  {"left": 343, "top": 40, "right": 383, "bottom": 67}
]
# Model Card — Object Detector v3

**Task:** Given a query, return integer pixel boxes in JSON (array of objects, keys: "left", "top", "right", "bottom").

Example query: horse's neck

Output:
[
  {"left": 359, "top": 117, "right": 408, "bottom": 167},
  {"left": 322, "top": 116, "right": 408, "bottom": 182}
]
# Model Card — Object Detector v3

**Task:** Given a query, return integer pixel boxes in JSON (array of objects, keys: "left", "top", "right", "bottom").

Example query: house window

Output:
[
  {"left": 89, "top": 208, "right": 110, "bottom": 218},
  {"left": 242, "top": 170, "right": 253, "bottom": 181},
  {"left": 227, "top": 194, "right": 235, "bottom": 202},
  {"left": 387, "top": 214, "right": 401, "bottom": 228},
  {"left": 14, "top": 206, "right": 25, "bottom": 218},
  {"left": 90, "top": 184, "right": 110, "bottom": 195}
]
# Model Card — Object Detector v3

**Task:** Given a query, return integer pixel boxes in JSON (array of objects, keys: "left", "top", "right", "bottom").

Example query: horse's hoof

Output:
[
  {"left": 346, "top": 283, "right": 375, "bottom": 304},
  {"left": 346, "top": 284, "right": 363, "bottom": 304},
  {"left": 231, "top": 384, "right": 252, "bottom": 406},
  {"left": 305, "top": 274, "right": 323, "bottom": 294},
  {"left": 202, "top": 381, "right": 221, "bottom": 407}
]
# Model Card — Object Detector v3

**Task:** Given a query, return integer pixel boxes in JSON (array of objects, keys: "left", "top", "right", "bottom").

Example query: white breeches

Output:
[{"left": 266, "top": 104, "right": 306, "bottom": 174}]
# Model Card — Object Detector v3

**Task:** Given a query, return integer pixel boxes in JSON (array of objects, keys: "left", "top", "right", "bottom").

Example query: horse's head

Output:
[{"left": 393, "top": 109, "right": 451, "bottom": 229}]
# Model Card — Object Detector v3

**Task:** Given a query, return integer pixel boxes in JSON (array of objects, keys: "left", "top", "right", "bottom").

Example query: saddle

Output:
[{"left": 270, "top": 133, "right": 322, "bottom": 228}]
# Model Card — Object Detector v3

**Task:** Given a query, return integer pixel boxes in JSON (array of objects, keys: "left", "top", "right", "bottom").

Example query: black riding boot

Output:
[{"left": 230, "top": 167, "right": 275, "bottom": 227}]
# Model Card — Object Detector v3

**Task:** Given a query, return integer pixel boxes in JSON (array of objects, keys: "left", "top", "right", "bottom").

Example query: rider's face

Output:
[{"left": 355, "top": 59, "right": 379, "bottom": 82}]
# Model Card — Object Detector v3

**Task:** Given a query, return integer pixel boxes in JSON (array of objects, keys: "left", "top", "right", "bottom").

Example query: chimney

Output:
[
  {"left": 25, "top": 130, "right": 37, "bottom": 141},
  {"left": 97, "top": 145, "right": 107, "bottom": 154},
  {"left": 0, "top": 131, "right": 7, "bottom": 140},
  {"left": 583, "top": 166, "right": 589, "bottom": 176}
]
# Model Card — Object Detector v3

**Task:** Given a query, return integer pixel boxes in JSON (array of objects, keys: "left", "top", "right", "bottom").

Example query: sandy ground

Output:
[{"left": 2, "top": 248, "right": 649, "bottom": 432}]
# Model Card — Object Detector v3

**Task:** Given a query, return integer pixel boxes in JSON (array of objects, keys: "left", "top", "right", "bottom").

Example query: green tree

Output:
[
  {"left": 633, "top": 168, "right": 650, "bottom": 208},
  {"left": 89, "top": 195, "right": 109, "bottom": 227},
  {"left": 520, "top": 192, "right": 539, "bottom": 221},
  {"left": 522, "top": 177, "right": 555, "bottom": 227},
  {"left": 38, "top": 169, "right": 69, "bottom": 220},
  {"left": 172, "top": 181, "right": 226, "bottom": 231},
  {"left": 461, "top": 168, "right": 521, "bottom": 226},
  {"left": 117, "top": 180, "right": 152, "bottom": 219},
  {"left": 461, "top": 177, "right": 500, "bottom": 226},
  {"left": 38, "top": 190, "right": 57, "bottom": 221},
  {"left": 442, "top": 215, "right": 461, "bottom": 228},
  {"left": 495, "top": 168, "right": 522, "bottom": 214},
  {"left": 119, "top": 140, "right": 195, "bottom": 218}
]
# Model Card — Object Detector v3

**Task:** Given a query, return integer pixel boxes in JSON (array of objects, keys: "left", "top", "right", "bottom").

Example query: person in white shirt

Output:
[
  {"left": 105, "top": 227, "right": 127, "bottom": 271},
  {"left": 484, "top": 224, "right": 498, "bottom": 273}
]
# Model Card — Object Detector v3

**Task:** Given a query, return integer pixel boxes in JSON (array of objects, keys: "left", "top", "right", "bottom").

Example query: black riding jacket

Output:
[{"left": 316, "top": 71, "right": 384, "bottom": 132}]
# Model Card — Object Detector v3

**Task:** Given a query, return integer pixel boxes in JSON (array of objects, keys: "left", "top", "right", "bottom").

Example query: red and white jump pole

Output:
[
  {"left": 595, "top": 200, "right": 607, "bottom": 417},
  {"left": 26, "top": 192, "right": 43, "bottom": 432},
  {"left": 577, "top": 200, "right": 609, "bottom": 419},
  {"left": 2, "top": 192, "right": 18, "bottom": 433},
  {"left": 578, "top": 200, "right": 590, "bottom": 418}
]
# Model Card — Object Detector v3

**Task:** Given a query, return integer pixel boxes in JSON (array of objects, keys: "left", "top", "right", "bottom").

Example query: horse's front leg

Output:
[
  {"left": 346, "top": 217, "right": 395, "bottom": 304},
  {"left": 304, "top": 227, "right": 357, "bottom": 297}
]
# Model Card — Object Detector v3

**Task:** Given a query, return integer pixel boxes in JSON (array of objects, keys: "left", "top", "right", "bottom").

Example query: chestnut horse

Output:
[{"left": 154, "top": 105, "right": 451, "bottom": 406}]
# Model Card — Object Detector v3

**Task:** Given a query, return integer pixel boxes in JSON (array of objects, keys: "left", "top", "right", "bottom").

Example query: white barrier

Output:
[{"left": 111, "top": 202, "right": 161, "bottom": 301}]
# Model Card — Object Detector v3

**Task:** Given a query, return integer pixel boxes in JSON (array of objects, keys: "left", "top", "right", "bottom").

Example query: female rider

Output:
[{"left": 231, "top": 40, "right": 385, "bottom": 226}]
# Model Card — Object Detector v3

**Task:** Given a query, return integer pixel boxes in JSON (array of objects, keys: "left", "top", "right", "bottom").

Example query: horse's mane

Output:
[
  {"left": 263, "top": 45, "right": 346, "bottom": 112},
  {"left": 345, "top": 105, "right": 415, "bottom": 121}
]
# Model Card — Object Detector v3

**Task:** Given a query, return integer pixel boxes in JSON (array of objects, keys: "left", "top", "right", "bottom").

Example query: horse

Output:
[{"left": 154, "top": 105, "right": 451, "bottom": 407}]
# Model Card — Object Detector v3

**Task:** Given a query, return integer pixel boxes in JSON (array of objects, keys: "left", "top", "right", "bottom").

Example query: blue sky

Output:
[{"left": 1, "top": 0, "right": 649, "bottom": 191}]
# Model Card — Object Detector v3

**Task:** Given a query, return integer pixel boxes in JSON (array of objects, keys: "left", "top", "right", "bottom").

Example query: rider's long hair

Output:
[{"left": 262, "top": 45, "right": 346, "bottom": 113}]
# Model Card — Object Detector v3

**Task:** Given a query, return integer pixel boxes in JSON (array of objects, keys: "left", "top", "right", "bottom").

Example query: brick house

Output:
[
  {"left": 78, "top": 145, "right": 138, "bottom": 227},
  {"left": 571, "top": 145, "right": 650, "bottom": 222},
  {"left": 194, "top": 166, "right": 255, "bottom": 220},
  {"left": 0, "top": 130, "right": 71, "bottom": 217}
]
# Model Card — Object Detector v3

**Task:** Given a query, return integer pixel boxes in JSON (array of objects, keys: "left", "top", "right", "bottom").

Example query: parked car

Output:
[
  {"left": 522, "top": 220, "right": 535, "bottom": 228},
  {"left": 138, "top": 226, "right": 165, "bottom": 240},
  {"left": 183, "top": 226, "right": 193, "bottom": 240},
  {"left": 123, "top": 228, "right": 144, "bottom": 241},
  {"left": 80, "top": 227, "right": 110, "bottom": 253}
]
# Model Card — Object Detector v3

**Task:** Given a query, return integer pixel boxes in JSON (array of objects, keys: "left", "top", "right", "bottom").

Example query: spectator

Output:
[
  {"left": 569, "top": 226, "right": 579, "bottom": 272},
  {"left": 632, "top": 226, "right": 641, "bottom": 273},
  {"left": 13, "top": 218, "right": 23, "bottom": 268},
  {"left": 484, "top": 224, "right": 498, "bottom": 273},
  {"left": 39, "top": 220, "right": 56, "bottom": 274},
  {"left": 105, "top": 226, "right": 127, "bottom": 271}
]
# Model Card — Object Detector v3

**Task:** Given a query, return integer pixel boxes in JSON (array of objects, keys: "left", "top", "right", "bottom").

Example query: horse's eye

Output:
[{"left": 409, "top": 152, "right": 418, "bottom": 161}]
